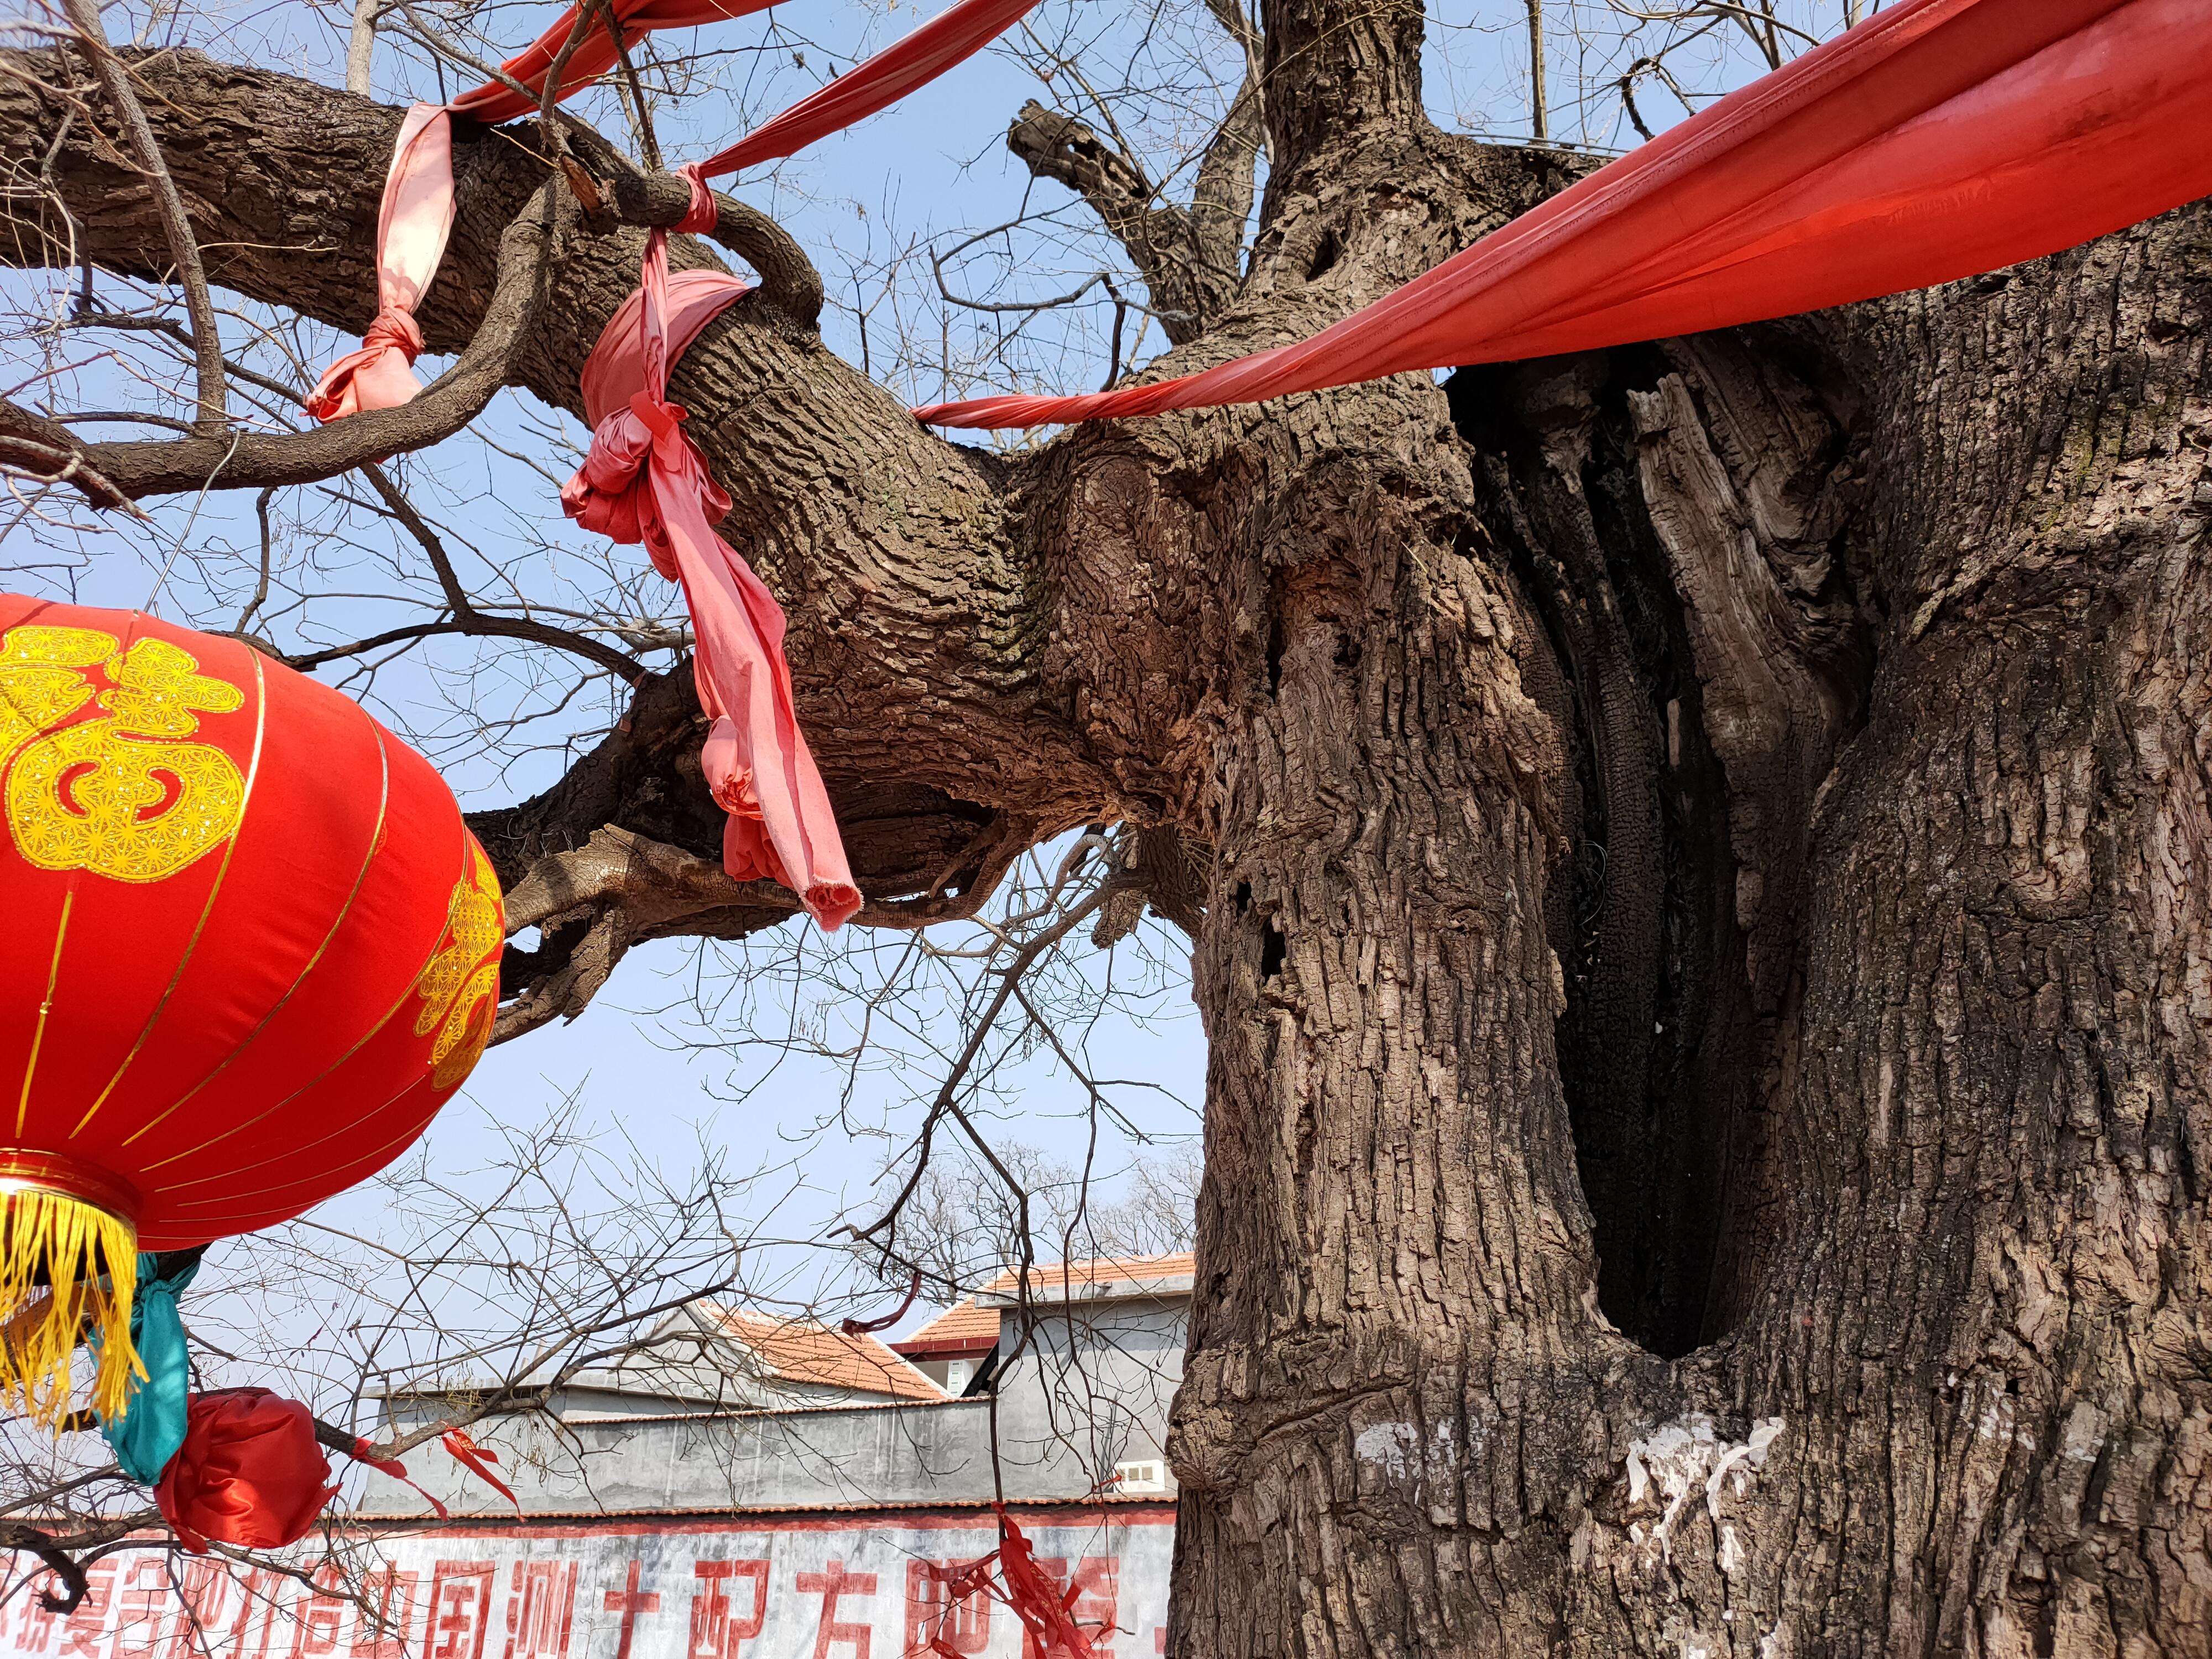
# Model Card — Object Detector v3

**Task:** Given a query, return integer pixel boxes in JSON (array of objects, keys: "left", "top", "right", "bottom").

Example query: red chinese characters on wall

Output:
[
  {"left": 503, "top": 1562, "right": 577, "bottom": 1659},
  {"left": 792, "top": 1562, "right": 874, "bottom": 1659},
  {"left": 687, "top": 1561, "right": 766, "bottom": 1659},
  {"left": 425, "top": 1564, "right": 499, "bottom": 1659},
  {"left": 902, "top": 1562, "right": 989, "bottom": 1657},
  {"left": 349, "top": 1567, "right": 421, "bottom": 1659},
  {"left": 60, "top": 1564, "right": 116, "bottom": 1659},
  {"left": 0, "top": 1538, "right": 1144, "bottom": 1659}
]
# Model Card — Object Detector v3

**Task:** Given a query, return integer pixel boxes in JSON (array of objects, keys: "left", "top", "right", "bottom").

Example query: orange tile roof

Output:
[
  {"left": 894, "top": 1298, "right": 1001, "bottom": 1358},
  {"left": 896, "top": 1253, "right": 1195, "bottom": 1358},
  {"left": 978, "top": 1252, "right": 1196, "bottom": 1296},
  {"left": 711, "top": 1311, "right": 947, "bottom": 1402}
]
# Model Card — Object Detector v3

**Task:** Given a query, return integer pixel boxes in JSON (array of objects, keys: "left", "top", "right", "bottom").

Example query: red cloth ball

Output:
[{"left": 155, "top": 1389, "right": 335, "bottom": 1552}]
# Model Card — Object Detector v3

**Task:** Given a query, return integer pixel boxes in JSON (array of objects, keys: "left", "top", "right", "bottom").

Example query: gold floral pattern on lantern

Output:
[
  {"left": 1, "top": 627, "right": 247, "bottom": 884},
  {"left": 412, "top": 842, "right": 503, "bottom": 1089}
]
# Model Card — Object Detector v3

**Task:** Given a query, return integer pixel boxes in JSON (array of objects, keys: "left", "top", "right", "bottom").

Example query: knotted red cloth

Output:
[
  {"left": 997, "top": 1510, "right": 1098, "bottom": 1658},
  {"left": 916, "top": 0, "right": 2212, "bottom": 428},
  {"left": 312, "top": 0, "right": 1036, "bottom": 924},
  {"left": 441, "top": 1425, "right": 523, "bottom": 1511},
  {"left": 561, "top": 177, "right": 860, "bottom": 928},
  {"left": 312, "top": 0, "right": 1039, "bottom": 419},
  {"left": 913, "top": 1510, "right": 1098, "bottom": 1659},
  {"left": 344, "top": 1437, "right": 449, "bottom": 1520},
  {"left": 154, "top": 1389, "right": 338, "bottom": 1554},
  {"left": 304, "top": 103, "right": 452, "bottom": 420}
]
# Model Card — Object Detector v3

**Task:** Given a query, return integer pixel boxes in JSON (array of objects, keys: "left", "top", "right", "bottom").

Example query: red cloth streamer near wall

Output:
[
  {"left": 562, "top": 183, "right": 860, "bottom": 927},
  {"left": 155, "top": 1390, "right": 338, "bottom": 1553},
  {"left": 441, "top": 1426, "right": 524, "bottom": 1511},
  {"left": 916, "top": 0, "right": 2212, "bottom": 429},
  {"left": 913, "top": 1510, "right": 1098, "bottom": 1659},
  {"left": 995, "top": 1510, "right": 1098, "bottom": 1658},
  {"left": 345, "top": 1437, "right": 451, "bottom": 1519},
  {"left": 310, "top": 0, "right": 1039, "bottom": 418}
]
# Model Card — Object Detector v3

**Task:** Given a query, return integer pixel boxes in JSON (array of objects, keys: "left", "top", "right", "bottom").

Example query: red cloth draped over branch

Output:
[
  {"left": 915, "top": 0, "right": 2212, "bottom": 429},
  {"left": 560, "top": 180, "right": 860, "bottom": 929},
  {"left": 309, "top": 0, "right": 1042, "bottom": 921}
]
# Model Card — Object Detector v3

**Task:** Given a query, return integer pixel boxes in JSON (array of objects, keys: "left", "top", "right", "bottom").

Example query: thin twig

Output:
[
  {"left": 58, "top": 0, "right": 227, "bottom": 434},
  {"left": 592, "top": 0, "right": 660, "bottom": 170}
]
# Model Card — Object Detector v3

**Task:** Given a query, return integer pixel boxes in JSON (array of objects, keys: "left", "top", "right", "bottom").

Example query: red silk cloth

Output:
[
  {"left": 0, "top": 596, "right": 503, "bottom": 1251},
  {"left": 685, "top": 0, "right": 1038, "bottom": 176},
  {"left": 913, "top": 1511, "right": 1098, "bottom": 1659},
  {"left": 310, "top": 0, "right": 1037, "bottom": 418},
  {"left": 441, "top": 0, "right": 778, "bottom": 128},
  {"left": 156, "top": 1390, "right": 337, "bottom": 1553},
  {"left": 561, "top": 189, "right": 861, "bottom": 929},
  {"left": 997, "top": 1511, "right": 1099, "bottom": 1658},
  {"left": 307, "top": 0, "right": 1037, "bottom": 925},
  {"left": 916, "top": 0, "right": 2212, "bottom": 428}
]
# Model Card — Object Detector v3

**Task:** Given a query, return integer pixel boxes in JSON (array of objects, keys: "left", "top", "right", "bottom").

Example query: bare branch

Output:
[
  {"left": 56, "top": 0, "right": 227, "bottom": 434},
  {"left": 47, "top": 182, "right": 566, "bottom": 499},
  {"left": 0, "top": 395, "right": 144, "bottom": 513},
  {"left": 1005, "top": 101, "right": 1237, "bottom": 346},
  {"left": 345, "top": 0, "right": 378, "bottom": 95},
  {"left": 492, "top": 819, "right": 1032, "bottom": 1040}
]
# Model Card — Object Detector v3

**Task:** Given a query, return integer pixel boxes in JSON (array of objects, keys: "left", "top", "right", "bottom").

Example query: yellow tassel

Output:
[{"left": 0, "top": 1188, "right": 139, "bottom": 1430}]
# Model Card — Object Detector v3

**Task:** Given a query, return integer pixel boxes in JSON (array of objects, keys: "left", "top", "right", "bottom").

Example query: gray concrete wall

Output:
[
  {"left": 988, "top": 1297, "right": 1185, "bottom": 1494},
  {"left": 360, "top": 1293, "right": 1189, "bottom": 1519}
]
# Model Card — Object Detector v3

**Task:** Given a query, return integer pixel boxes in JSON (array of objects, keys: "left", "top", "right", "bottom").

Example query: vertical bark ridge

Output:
[{"left": 1697, "top": 203, "right": 2212, "bottom": 1659}]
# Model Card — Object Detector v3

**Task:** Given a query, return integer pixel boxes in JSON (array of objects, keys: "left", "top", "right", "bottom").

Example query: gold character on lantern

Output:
[
  {"left": 0, "top": 627, "right": 247, "bottom": 884},
  {"left": 413, "top": 842, "right": 503, "bottom": 1089}
]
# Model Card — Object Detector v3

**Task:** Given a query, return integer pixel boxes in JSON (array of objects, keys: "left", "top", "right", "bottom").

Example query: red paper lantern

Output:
[{"left": 0, "top": 597, "right": 503, "bottom": 1426}]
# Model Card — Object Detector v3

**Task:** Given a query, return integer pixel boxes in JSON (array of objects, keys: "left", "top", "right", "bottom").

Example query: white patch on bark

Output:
[
  {"left": 1355, "top": 1420, "right": 1419, "bottom": 1479},
  {"left": 1354, "top": 1417, "right": 1462, "bottom": 1487},
  {"left": 1621, "top": 1414, "right": 1785, "bottom": 1562}
]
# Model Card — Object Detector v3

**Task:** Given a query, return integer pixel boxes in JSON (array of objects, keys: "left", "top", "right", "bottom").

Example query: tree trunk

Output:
[
  {"left": 5, "top": 9, "right": 2210, "bottom": 1651},
  {"left": 1163, "top": 189, "right": 2212, "bottom": 1659}
]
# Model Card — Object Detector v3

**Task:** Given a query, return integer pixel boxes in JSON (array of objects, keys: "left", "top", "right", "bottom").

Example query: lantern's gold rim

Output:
[{"left": 0, "top": 1151, "right": 140, "bottom": 1228}]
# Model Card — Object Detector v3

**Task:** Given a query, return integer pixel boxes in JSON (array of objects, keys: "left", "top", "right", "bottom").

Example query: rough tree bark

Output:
[{"left": 4, "top": 0, "right": 2209, "bottom": 1647}]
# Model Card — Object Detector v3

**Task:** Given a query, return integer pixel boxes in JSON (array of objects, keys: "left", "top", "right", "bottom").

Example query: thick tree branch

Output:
[
  {"left": 1005, "top": 0, "right": 1261, "bottom": 348},
  {"left": 50, "top": 182, "right": 563, "bottom": 499},
  {"left": 0, "top": 45, "right": 1297, "bottom": 992},
  {"left": 0, "top": 396, "right": 142, "bottom": 513},
  {"left": 491, "top": 803, "right": 1036, "bottom": 1036},
  {"left": 1007, "top": 100, "right": 1246, "bottom": 346},
  {"left": 608, "top": 166, "right": 823, "bottom": 328}
]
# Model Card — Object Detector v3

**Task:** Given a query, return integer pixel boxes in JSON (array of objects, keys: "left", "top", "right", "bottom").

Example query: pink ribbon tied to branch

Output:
[
  {"left": 560, "top": 171, "right": 860, "bottom": 928},
  {"left": 304, "top": 102, "right": 452, "bottom": 420},
  {"left": 310, "top": 0, "right": 1040, "bottom": 421}
]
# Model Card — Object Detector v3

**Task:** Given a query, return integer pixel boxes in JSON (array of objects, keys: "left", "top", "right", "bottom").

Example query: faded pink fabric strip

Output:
[
  {"left": 561, "top": 179, "right": 862, "bottom": 931},
  {"left": 306, "top": 103, "right": 454, "bottom": 421}
]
